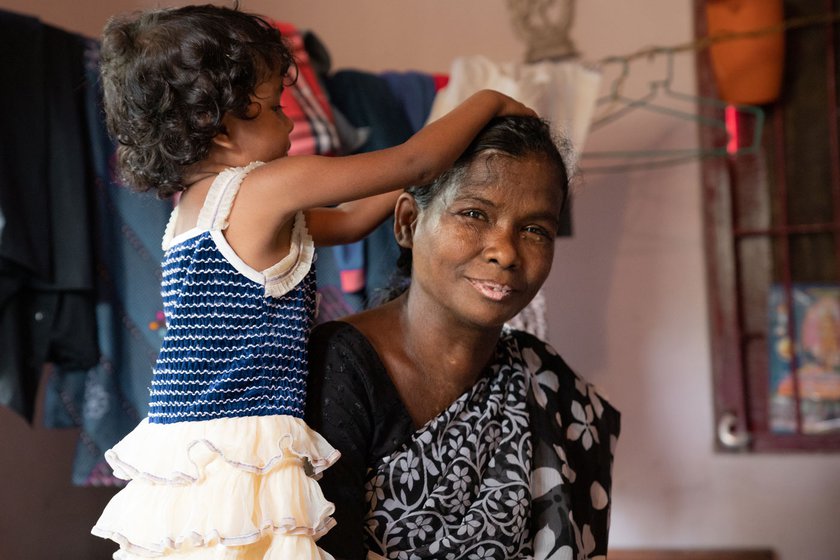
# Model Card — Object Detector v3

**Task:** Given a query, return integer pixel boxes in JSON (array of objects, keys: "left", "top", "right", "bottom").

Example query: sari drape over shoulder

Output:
[{"left": 306, "top": 323, "right": 620, "bottom": 560}]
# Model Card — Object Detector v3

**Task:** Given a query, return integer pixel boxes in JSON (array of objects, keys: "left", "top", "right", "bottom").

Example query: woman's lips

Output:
[{"left": 468, "top": 278, "right": 514, "bottom": 301}]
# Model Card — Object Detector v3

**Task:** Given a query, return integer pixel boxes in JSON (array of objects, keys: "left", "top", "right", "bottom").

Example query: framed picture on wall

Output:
[{"left": 768, "top": 284, "right": 840, "bottom": 434}]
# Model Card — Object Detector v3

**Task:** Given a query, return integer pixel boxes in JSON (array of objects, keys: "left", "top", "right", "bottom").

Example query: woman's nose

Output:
[{"left": 483, "top": 228, "right": 519, "bottom": 269}]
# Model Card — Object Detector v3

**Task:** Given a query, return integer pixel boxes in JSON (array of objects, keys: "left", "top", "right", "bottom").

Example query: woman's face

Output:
[{"left": 407, "top": 153, "right": 564, "bottom": 331}]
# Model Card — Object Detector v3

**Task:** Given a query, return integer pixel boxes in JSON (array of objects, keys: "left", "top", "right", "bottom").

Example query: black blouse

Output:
[{"left": 305, "top": 321, "right": 414, "bottom": 559}]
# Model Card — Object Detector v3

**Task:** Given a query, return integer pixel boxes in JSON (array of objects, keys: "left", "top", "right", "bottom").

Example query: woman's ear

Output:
[{"left": 393, "top": 193, "right": 419, "bottom": 249}]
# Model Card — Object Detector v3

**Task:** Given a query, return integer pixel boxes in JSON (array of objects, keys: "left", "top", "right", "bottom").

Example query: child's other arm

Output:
[{"left": 305, "top": 190, "right": 401, "bottom": 247}]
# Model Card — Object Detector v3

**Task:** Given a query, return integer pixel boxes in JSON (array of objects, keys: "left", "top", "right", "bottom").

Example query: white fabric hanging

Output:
[{"left": 426, "top": 55, "right": 601, "bottom": 169}]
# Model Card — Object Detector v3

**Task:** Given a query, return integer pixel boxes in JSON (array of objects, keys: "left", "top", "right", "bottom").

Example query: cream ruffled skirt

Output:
[{"left": 92, "top": 415, "right": 340, "bottom": 559}]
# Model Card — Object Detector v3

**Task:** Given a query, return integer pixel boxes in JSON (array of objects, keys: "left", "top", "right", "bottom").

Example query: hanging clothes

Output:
[
  {"left": 0, "top": 10, "right": 99, "bottom": 422},
  {"left": 41, "top": 39, "right": 173, "bottom": 486},
  {"left": 333, "top": 71, "right": 448, "bottom": 306},
  {"left": 271, "top": 24, "right": 366, "bottom": 319},
  {"left": 273, "top": 22, "right": 342, "bottom": 158},
  {"left": 287, "top": 31, "right": 447, "bottom": 318},
  {"left": 317, "top": 70, "right": 416, "bottom": 315},
  {"left": 379, "top": 71, "right": 439, "bottom": 132},
  {"left": 426, "top": 54, "right": 601, "bottom": 169}
]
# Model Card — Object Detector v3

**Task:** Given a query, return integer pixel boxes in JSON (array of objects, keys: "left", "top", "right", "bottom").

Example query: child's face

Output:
[
  {"left": 407, "top": 153, "right": 563, "bottom": 330},
  {"left": 223, "top": 71, "right": 293, "bottom": 163}
]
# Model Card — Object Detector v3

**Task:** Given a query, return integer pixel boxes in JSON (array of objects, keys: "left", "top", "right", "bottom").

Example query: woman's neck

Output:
[
  {"left": 399, "top": 293, "right": 500, "bottom": 386},
  {"left": 350, "top": 292, "right": 502, "bottom": 427}
]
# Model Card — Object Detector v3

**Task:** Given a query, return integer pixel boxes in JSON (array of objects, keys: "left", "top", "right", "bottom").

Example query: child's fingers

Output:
[
  {"left": 502, "top": 98, "right": 538, "bottom": 118},
  {"left": 519, "top": 103, "right": 538, "bottom": 118}
]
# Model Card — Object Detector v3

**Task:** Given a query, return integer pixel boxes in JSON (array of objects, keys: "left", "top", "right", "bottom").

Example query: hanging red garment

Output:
[{"left": 271, "top": 21, "right": 342, "bottom": 156}]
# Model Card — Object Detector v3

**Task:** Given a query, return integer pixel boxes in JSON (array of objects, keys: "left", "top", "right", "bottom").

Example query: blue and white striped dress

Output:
[{"left": 92, "top": 163, "right": 339, "bottom": 560}]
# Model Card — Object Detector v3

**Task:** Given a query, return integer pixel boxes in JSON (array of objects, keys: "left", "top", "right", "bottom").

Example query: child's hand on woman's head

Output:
[{"left": 488, "top": 90, "right": 538, "bottom": 118}]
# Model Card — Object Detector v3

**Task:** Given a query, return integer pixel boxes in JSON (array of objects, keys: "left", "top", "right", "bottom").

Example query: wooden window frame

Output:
[{"left": 697, "top": 0, "right": 840, "bottom": 451}]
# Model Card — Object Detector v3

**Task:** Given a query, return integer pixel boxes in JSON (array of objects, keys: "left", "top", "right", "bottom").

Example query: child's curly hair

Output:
[{"left": 99, "top": 3, "right": 295, "bottom": 197}]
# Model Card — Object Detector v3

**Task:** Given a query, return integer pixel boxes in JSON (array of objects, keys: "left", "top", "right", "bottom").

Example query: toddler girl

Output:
[{"left": 90, "top": 4, "right": 534, "bottom": 559}]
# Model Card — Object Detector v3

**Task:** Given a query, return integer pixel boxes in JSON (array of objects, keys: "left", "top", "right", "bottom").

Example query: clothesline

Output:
[
  {"left": 596, "top": 10, "right": 840, "bottom": 74},
  {"left": 577, "top": 11, "right": 840, "bottom": 173}
]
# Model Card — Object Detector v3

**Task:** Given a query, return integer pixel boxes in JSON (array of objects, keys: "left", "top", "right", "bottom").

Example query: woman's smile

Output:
[{"left": 467, "top": 277, "right": 515, "bottom": 301}]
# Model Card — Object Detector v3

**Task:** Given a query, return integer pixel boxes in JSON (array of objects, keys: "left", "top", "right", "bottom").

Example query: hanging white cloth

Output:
[{"left": 426, "top": 55, "right": 601, "bottom": 169}]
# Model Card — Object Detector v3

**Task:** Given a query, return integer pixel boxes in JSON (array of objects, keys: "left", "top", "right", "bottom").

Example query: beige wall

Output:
[
  {"left": 0, "top": 0, "right": 523, "bottom": 72},
  {"left": 1, "top": 1, "right": 839, "bottom": 559}
]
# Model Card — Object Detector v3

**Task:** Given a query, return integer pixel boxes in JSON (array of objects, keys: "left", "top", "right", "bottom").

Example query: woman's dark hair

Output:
[
  {"left": 99, "top": 3, "right": 295, "bottom": 197},
  {"left": 374, "top": 115, "right": 573, "bottom": 304}
]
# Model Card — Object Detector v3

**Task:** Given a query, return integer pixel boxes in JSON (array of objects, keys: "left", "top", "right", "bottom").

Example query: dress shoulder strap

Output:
[{"left": 196, "top": 161, "right": 265, "bottom": 231}]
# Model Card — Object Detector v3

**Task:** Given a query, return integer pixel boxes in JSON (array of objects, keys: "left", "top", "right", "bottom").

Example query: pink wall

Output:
[{"left": 1, "top": 1, "right": 838, "bottom": 559}]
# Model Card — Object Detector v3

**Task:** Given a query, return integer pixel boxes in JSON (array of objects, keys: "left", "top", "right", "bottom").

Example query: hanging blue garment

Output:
[
  {"left": 327, "top": 71, "right": 437, "bottom": 301},
  {"left": 379, "top": 71, "right": 438, "bottom": 133},
  {"left": 316, "top": 70, "right": 415, "bottom": 317}
]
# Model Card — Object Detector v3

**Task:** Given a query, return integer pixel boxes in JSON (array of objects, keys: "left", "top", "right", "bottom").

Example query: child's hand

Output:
[{"left": 485, "top": 90, "right": 538, "bottom": 118}]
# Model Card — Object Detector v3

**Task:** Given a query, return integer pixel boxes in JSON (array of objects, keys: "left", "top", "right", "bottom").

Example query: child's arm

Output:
[
  {"left": 242, "top": 90, "right": 534, "bottom": 226},
  {"left": 305, "top": 190, "right": 401, "bottom": 247}
]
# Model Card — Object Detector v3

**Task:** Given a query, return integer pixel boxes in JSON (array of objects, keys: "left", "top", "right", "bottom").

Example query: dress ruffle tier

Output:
[{"left": 92, "top": 415, "right": 340, "bottom": 559}]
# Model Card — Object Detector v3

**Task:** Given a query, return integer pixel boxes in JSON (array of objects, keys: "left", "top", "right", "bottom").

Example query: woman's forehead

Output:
[
  {"left": 427, "top": 156, "right": 563, "bottom": 223},
  {"left": 454, "top": 154, "right": 562, "bottom": 196}
]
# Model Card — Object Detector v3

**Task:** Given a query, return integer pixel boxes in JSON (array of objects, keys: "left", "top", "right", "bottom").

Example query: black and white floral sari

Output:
[{"left": 362, "top": 330, "right": 620, "bottom": 560}]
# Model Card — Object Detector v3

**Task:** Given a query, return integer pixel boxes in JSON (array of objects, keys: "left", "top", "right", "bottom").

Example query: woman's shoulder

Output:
[
  {"left": 504, "top": 327, "right": 576, "bottom": 375},
  {"left": 307, "top": 320, "right": 395, "bottom": 404},
  {"left": 309, "top": 319, "right": 385, "bottom": 361},
  {"left": 505, "top": 327, "right": 621, "bottom": 423},
  {"left": 309, "top": 320, "right": 380, "bottom": 371},
  {"left": 306, "top": 320, "right": 415, "bottom": 459},
  {"left": 306, "top": 321, "right": 379, "bottom": 430}
]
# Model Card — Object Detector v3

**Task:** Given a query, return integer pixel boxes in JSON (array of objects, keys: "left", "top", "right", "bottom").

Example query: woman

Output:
[{"left": 305, "top": 116, "right": 620, "bottom": 559}]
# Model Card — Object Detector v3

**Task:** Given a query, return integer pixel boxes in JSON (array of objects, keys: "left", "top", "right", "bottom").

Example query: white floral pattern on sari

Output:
[{"left": 363, "top": 330, "right": 620, "bottom": 560}]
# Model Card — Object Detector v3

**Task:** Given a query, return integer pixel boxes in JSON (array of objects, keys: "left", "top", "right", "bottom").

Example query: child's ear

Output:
[
  {"left": 212, "top": 118, "right": 236, "bottom": 149},
  {"left": 394, "top": 193, "right": 419, "bottom": 249},
  {"left": 211, "top": 134, "right": 234, "bottom": 149}
]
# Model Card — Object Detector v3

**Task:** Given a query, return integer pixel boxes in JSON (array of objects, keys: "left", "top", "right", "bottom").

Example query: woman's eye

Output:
[
  {"left": 523, "top": 225, "right": 552, "bottom": 240},
  {"left": 461, "top": 209, "right": 485, "bottom": 220}
]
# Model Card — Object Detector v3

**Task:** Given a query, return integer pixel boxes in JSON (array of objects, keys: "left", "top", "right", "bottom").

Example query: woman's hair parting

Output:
[
  {"left": 99, "top": 2, "right": 295, "bottom": 197},
  {"left": 374, "top": 115, "right": 573, "bottom": 304},
  {"left": 407, "top": 116, "right": 571, "bottom": 211}
]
